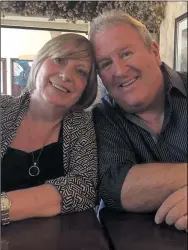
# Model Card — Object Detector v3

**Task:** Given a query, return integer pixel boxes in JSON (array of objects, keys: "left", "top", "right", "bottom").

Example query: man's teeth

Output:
[
  {"left": 120, "top": 77, "right": 138, "bottom": 87},
  {"left": 51, "top": 83, "right": 68, "bottom": 92}
]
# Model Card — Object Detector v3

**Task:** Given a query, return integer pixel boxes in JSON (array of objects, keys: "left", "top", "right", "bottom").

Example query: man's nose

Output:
[{"left": 114, "top": 59, "right": 128, "bottom": 77}]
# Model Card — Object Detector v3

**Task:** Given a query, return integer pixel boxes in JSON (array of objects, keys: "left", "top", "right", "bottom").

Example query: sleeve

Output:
[
  {"left": 93, "top": 105, "right": 137, "bottom": 210},
  {"left": 45, "top": 115, "right": 98, "bottom": 214}
]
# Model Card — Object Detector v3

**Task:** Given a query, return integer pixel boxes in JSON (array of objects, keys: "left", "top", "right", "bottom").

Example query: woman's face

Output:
[{"left": 35, "top": 53, "right": 92, "bottom": 109}]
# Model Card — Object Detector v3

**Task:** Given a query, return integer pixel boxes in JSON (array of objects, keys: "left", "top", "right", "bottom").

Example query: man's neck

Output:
[{"left": 136, "top": 87, "right": 165, "bottom": 134}]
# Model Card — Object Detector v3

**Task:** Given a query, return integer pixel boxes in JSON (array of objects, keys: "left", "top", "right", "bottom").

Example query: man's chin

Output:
[{"left": 117, "top": 100, "right": 147, "bottom": 113}]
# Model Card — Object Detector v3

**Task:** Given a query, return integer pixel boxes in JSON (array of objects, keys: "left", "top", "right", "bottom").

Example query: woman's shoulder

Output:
[
  {"left": 68, "top": 110, "right": 94, "bottom": 130},
  {"left": 72, "top": 110, "right": 93, "bottom": 122},
  {"left": 1, "top": 92, "right": 30, "bottom": 112},
  {"left": 1, "top": 94, "right": 18, "bottom": 109}
]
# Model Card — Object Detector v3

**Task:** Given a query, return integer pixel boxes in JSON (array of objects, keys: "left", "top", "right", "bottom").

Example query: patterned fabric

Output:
[
  {"left": 93, "top": 63, "right": 187, "bottom": 210},
  {"left": 1, "top": 91, "right": 98, "bottom": 214}
]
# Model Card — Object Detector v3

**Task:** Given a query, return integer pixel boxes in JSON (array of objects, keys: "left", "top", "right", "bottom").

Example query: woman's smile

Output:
[{"left": 50, "top": 81, "right": 71, "bottom": 93}]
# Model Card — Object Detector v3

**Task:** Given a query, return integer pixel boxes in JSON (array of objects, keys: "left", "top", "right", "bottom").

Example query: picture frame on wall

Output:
[
  {"left": 174, "top": 12, "right": 187, "bottom": 71},
  {"left": 11, "top": 59, "right": 33, "bottom": 97}
]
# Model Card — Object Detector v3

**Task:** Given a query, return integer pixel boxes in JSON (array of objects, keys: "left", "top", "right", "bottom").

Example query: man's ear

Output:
[{"left": 151, "top": 41, "right": 162, "bottom": 66}]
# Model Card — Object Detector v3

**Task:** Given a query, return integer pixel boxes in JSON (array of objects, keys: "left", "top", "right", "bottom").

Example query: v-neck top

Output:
[{"left": 2, "top": 129, "right": 64, "bottom": 192}]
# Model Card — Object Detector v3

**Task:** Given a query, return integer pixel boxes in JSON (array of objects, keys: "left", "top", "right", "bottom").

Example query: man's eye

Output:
[
  {"left": 76, "top": 69, "right": 88, "bottom": 77},
  {"left": 99, "top": 61, "right": 111, "bottom": 70},
  {"left": 121, "top": 51, "right": 133, "bottom": 59}
]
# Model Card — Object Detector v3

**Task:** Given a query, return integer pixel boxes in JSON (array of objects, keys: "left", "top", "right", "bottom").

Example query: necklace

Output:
[
  {"left": 28, "top": 123, "right": 59, "bottom": 177},
  {"left": 28, "top": 148, "right": 44, "bottom": 177}
]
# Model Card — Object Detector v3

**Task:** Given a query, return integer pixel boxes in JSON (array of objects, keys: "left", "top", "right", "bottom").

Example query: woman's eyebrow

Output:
[{"left": 76, "top": 63, "right": 90, "bottom": 70}]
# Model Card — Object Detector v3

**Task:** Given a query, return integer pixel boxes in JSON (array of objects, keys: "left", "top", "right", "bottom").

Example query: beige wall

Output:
[{"left": 160, "top": 2, "right": 187, "bottom": 68}]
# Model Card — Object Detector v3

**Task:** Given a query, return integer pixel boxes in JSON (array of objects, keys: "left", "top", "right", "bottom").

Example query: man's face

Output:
[{"left": 93, "top": 24, "right": 163, "bottom": 113}]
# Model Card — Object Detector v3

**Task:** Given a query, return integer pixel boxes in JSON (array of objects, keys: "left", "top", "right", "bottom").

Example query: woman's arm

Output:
[
  {"left": 7, "top": 184, "right": 61, "bottom": 221},
  {"left": 45, "top": 114, "right": 98, "bottom": 214},
  {"left": 6, "top": 113, "right": 98, "bottom": 221}
]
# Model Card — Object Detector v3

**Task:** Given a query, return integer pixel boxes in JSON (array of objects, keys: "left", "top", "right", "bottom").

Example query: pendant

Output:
[{"left": 29, "top": 163, "right": 40, "bottom": 177}]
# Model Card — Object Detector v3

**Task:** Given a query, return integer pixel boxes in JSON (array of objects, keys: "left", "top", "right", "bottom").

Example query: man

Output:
[{"left": 89, "top": 10, "right": 187, "bottom": 231}]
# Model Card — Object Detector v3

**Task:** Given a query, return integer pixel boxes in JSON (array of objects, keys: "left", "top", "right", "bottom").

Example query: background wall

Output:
[{"left": 160, "top": 2, "right": 187, "bottom": 68}]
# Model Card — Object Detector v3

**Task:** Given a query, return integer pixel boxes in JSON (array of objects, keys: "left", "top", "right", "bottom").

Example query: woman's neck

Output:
[{"left": 28, "top": 91, "right": 68, "bottom": 123}]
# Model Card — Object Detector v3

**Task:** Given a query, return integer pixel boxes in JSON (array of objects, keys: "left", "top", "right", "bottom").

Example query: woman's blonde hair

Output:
[
  {"left": 89, "top": 10, "right": 153, "bottom": 51},
  {"left": 27, "top": 33, "right": 97, "bottom": 110}
]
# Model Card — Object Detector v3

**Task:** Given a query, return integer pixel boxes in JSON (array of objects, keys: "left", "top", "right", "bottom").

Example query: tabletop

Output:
[
  {"left": 1, "top": 209, "right": 110, "bottom": 250},
  {"left": 99, "top": 208, "right": 187, "bottom": 250}
]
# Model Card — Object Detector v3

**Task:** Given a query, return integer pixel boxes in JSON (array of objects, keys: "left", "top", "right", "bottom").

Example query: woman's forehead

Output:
[{"left": 53, "top": 44, "right": 92, "bottom": 59}]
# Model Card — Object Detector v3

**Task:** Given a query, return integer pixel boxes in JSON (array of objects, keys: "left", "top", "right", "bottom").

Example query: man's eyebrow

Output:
[
  {"left": 119, "top": 45, "right": 133, "bottom": 52},
  {"left": 96, "top": 45, "right": 134, "bottom": 64}
]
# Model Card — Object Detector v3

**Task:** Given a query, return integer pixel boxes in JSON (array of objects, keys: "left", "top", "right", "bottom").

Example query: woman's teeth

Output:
[
  {"left": 120, "top": 77, "right": 138, "bottom": 87},
  {"left": 51, "top": 82, "right": 68, "bottom": 92}
]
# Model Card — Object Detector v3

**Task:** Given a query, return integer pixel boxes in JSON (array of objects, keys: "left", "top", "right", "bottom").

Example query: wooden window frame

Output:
[{"left": 1, "top": 58, "right": 7, "bottom": 94}]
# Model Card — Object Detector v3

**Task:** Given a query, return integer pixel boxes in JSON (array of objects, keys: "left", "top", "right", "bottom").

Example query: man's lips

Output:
[{"left": 119, "top": 76, "right": 139, "bottom": 88}]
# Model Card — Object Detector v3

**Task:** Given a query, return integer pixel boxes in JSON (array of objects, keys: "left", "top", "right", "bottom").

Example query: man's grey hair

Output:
[{"left": 89, "top": 10, "right": 153, "bottom": 51}]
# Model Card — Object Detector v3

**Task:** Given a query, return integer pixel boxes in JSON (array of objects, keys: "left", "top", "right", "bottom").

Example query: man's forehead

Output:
[{"left": 92, "top": 25, "right": 144, "bottom": 60}]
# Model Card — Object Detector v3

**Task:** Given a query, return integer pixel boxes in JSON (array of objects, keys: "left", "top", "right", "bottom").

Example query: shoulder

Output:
[
  {"left": 70, "top": 110, "right": 94, "bottom": 130},
  {"left": 177, "top": 71, "right": 187, "bottom": 80},
  {"left": 177, "top": 71, "right": 187, "bottom": 84},
  {"left": 1, "top": 92, "right": 30, "bottom": 117},
  {"left": 1, "top": 94, "right": 18, "bottom": 109},
  {"left": 92, "top": 97, "right": 121, "bottom": 125}
]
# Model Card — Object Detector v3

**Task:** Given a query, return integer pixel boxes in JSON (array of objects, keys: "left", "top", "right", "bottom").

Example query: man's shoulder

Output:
[
  {"left": 177, "top": 71, "right": 187, "bottom": 79},
  {"left": 177, "top": 71, "right": 187, "bottom": 85},
  {"left": 92, "top": 95, "right": 115, "bottom": 116},
  {"left": 92, "top": 95, "right": 128, "bottom": 127}
]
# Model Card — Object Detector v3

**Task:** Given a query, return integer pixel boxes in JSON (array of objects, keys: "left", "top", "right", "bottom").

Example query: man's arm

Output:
[
  {"left": 121, "top": 163, "right": 187, "bottom": 212},
  {"left": 93, "top": 104, "right": 187, "bottom": 212}
]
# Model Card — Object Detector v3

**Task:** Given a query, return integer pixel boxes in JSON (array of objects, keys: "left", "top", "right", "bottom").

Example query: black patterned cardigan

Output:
[{"left": 1, "top": 92, "right": 98, "bottom": 214}]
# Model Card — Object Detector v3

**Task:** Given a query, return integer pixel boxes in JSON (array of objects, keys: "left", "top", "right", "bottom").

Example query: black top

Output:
[
  {"left": 93, "top": 63, "right": 187, "bottom": 210},
  {"left": 2, "top": 132, "right": 64, "bottom": 192}
]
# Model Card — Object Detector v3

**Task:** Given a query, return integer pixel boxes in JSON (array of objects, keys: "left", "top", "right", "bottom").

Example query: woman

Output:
[{"left": 1, "top": 33, "right": 98, "bottom": 225}]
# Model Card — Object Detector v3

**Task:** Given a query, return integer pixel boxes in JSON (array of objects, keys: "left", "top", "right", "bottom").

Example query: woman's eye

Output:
[
  {"left": 76, "top": 69, "right": 88, "bottom": 77},
  {"left": 53, "top": 58, "right": 64, "bottom": 64},
  {"left": 121, "top": 51, "right": 133, "bottom": 59}
]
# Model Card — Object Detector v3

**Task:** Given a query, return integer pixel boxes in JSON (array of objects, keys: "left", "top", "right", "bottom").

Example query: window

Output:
[{"left": 1, "top": 58, "right": 7, "bottom": 94}]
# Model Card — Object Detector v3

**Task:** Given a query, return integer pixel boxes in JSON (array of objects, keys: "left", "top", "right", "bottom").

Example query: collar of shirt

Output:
[{"left": 161, "top": 62, "right": 187, "bottom": 97}]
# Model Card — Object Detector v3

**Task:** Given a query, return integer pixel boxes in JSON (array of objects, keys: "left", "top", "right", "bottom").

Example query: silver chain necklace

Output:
[
  {"left": 28, "top": 147, "right": 45, "bottom": 177},
  {"left": 28, "top": 122, "right": 58, "bottom": 177}
]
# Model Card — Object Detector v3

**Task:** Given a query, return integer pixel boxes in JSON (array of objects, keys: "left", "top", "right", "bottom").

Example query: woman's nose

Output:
[
  {"left": 59, "top": 72, "right": 71, "bottom": 82},
  {"left": 59, "top": 65, "right": 72, "bottom": 82}
]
